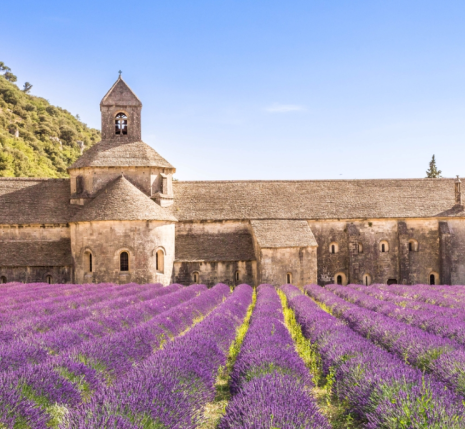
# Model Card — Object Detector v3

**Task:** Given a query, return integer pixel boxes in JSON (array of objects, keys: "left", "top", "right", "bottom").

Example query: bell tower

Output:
[{"left": 100, "top": 75, "right": 142, "bottom": 142}]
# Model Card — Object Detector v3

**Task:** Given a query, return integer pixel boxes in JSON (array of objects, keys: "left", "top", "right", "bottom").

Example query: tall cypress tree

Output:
[{"left": 426, "top": 155, "right": 442, "bottom": 178}]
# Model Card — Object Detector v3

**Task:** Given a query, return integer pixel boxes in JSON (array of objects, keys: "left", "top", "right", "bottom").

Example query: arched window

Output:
[
  {"left": 235, "top": 271, "right": 240, "bottom": 283},
  {"left": 46, "top": 275, "right": 53, "bottom": 284},
  {"left": 120, "top": 252, "right": 129, "bottom": 272},
  {"left": 334, "top": 272, "right": 346, "bottom": 286},
  {"left": 329, "top": 242, "right": 339, "bottom": 254},
  {"left": 430, "top": 273, "right": 438, "bottom": 285},
  {"left": 0, "top": 276, "right": 6, "bottom": 284},
  {"left": 85, "top": 252, "right": 93, "bottom": 273},
  {"left": 156, "top": 249, "right": 164, "bottom": 273},
  {"left": 193, "top": 272, "right": 199, "bottom": 284},
  {"left": 286, "top": 273, "right": 292, "bottom": 284},
  {"left": 408, "top": 239, "right": 418, "bottom": 252},
  {"left": 358, "top": 243, "right": 363, "bottom": 253},
  {"left": 363, "top": 274, "right": 371, "bottom": 286},
  {"left": 115, "top": 112, "right": 128, "bottom": 135},
  {"left": 379, "top": 240, "right": 389, "bottom": 253}
]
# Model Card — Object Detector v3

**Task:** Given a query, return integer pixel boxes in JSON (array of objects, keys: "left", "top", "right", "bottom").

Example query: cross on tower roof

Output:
[{"left": 118, "top": 70, "right": 122, "bottom": 76}]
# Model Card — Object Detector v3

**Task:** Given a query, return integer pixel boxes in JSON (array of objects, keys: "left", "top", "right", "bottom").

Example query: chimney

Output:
[{"left": 455, "top": 175, "right": 462, "bottom": 205}]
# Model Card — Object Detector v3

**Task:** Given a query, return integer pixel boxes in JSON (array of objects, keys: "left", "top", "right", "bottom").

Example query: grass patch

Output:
[
  {"left": 278, "top": 289, "right": 360, "bottom": 429},
  {"left": 199, "top": 288, "right": 257, "bottom": 428}
]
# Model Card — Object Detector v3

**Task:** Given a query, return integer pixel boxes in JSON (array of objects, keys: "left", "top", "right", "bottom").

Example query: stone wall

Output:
[
  {"left": 69, "top": 166, "right": 173, "bottom": 200},
  {"left": 0, "top": 224, "right": 72, "bottom": 284},
  {"left": 173, "top": 220, "right": 256, "bottom": 286},
  {"left": 447, "top": 220, "right": 465, "bottom": 285},
  {"left": 172, "top": 260, "right": 256, "bottom": 287},
  {"left": 256, "top": 247, "right": 318, "bottom": 287},
  {"left": 0, "top": 266, "right": 72, "bottom": 284},
  {"left": 311, "top": 219, "right": 445, "bottom": 286},
  {"left": 71, "top": 220, "right": 175, "bottom": 285},
  {"left": 0, "top": 224, "right": 69, "bottom": 241}
]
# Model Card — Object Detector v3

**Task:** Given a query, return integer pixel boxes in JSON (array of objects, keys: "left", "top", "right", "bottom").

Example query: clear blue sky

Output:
[{"left": 3, "top": 1, "right": 465, "bottom": 180}]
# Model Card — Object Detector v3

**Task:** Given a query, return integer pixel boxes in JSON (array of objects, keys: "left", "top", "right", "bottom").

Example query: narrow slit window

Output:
[
  {"left": 331, "top": 245, "right": 335, "bottom": 254},
  {"left": 115, "top": 113, "right": 128, "bottom": 135},
  {"left": 337, "top": 275, "right": 343, "bottom": 285},
  {"left": 430, "top": 274, "right": 436, "bottom": 285},
  {"left": 408, "top": 242, "right": 412, "bottom": 252},
  {"left": 46, "top": 275, "right": 52, "bottom": 284},
  {"left": 381, "top": 244, "right": 385, "bottom": 253},
  {"left": 0, "top": 276, "right": 6, "bottom": 284},
  {"left": 156, "top": 249, "right": 164, "bottom": 273},
  {"left": 286, "top": 273, "right": 292, "bottom": 284},
  {"left": 235, "top": 271, "right": 240, "bottom": 282},
  {"left": 120, "top": 252, "right": 129, "bottom": 272},
  {"left": 193, "top": 272, "right": 199, "bottom": 284},
  {"left": 89, "top": 253, "right": 93, "bottom": 273}
]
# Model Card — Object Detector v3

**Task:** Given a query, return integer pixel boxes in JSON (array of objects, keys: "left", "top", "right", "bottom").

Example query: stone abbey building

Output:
[{"left": 1, "top": 77, "right": 465, "bottom": 287}]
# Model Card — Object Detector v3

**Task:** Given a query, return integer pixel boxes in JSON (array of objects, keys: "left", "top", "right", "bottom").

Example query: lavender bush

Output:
[
  {"left": 0, "top": 283, "right": 222, "bottom": 427},
  {"left": 220, "top": 284, "right": 330, "bottom": 429},
  {"left": 284, "top": 284, "right": 465, "bottom": 428},
  {"left": 306, "top": 284, "right": 465, "bottom": 398},
  {"left": 64, "top": 283, "right": 252, "bottom": 428}
]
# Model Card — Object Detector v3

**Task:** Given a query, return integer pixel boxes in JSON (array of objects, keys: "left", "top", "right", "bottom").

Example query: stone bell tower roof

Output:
[
  {"left": 68, "top": 140, "right": 175, "bottom": 170},
  {"left": 69, "top": 76, "right": 175, "bottom": 171},
  {"left": 100, "top": 75, "right": 142, "bottom": 107}
]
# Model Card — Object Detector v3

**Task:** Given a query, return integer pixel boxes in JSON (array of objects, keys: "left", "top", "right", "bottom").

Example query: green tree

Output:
[
  {"left": 4, "top": 72, "right": 17, "bottom": 83},
  {"left": 0, "top": 62, "right": 11, "bottom": 72},
  {"left": 22, "top": 82, "right": 33, "bottom": 93},
  {"left": 426, "top": 155, "right": 442, "bottom": 178}
]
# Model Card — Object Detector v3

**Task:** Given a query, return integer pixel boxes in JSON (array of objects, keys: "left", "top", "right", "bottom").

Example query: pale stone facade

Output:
[{"left": 1, "top": 77, "right": 465, "bottom": 287}]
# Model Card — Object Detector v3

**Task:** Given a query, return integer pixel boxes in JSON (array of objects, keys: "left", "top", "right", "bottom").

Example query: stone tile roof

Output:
[
  {"left": 172, "top": 179, "right": 465, "bottom": 221},
  {"left": 175, "top": 231, "right": 255, "bottom": 262},
  {"left": 101, "top": 76, "right": 142, "bottom": 107},
  {"left": 0, "top": 178, "right": 81, "bottom": 225},
  {"left": 0, "top": 239, "right": 72, "bottom": 266},
  {"left": 69, "top": 140, "right": 174, "bottom": 170},
  {"left": 71, "top": 175, "right": 177, "bottom": 223},
  {"left": 251, "top": 220, "right": 317, "bottom": 248}
]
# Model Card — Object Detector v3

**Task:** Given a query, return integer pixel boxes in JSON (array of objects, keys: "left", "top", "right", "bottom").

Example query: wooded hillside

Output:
[{"left": 0, "top": 63, "right": 100, "bottom": 178}]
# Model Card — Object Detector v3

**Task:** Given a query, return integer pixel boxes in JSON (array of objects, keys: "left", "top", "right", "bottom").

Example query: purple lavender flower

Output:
[{"left": 220, "top": 285, "right": 330, "bottom": 429}]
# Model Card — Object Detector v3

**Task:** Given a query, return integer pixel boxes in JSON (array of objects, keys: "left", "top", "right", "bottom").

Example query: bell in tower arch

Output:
[{"left": 100, "top": 76, "right": 142, "bottom": 142}]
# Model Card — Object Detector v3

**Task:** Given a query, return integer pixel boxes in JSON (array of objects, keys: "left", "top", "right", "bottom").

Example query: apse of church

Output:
[{"left": 1, "top": 76, "right": 465, "bottom": 286}]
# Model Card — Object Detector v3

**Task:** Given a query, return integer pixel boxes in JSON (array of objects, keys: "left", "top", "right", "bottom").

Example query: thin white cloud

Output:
[{"left": 265, "top": 103, "right": 306, "bottom": 113}]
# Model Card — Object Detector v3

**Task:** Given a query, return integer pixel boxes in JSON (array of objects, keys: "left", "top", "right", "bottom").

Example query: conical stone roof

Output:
[
  {"left": 72, "top": 175, "right": 177, "bottom": 222},
  {"left": 69, "top": 140, "right": 174, "bottom": 170}
]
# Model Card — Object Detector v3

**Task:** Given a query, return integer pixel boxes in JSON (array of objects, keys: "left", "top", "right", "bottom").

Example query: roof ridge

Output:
[
  {"left": 174, "top": 178, "right": 458, "bottom": 184},
  {"left": 0, "top": 178, "right": 69, "bottom": 182}
]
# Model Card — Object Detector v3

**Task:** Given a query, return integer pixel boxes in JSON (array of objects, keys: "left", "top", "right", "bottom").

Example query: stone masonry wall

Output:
[
  {"left": 172, "top": 260, "right": 256, "bottom": 287},
  {"left": 71, "top": 220, "right": 175, "bottom": 285},
  {"left": 257, "top": 247, "right": 317, "bottom": 287},
  {"left": 0, "top": 266, "right": 72, "bottom": 284},
  {"left": 70, "top": 166, "right": 173, "bottom": 199},
  {"left": 311, "top": 219, "right": 443, "bottom": 286}
]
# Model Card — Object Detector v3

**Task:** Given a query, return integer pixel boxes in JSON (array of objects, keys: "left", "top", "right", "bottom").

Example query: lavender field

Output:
[{"left": 1, "top": 282, "right": 465, "bottom": 428}]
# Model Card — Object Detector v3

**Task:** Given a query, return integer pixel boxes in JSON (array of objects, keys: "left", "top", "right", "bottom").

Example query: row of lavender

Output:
[
  {"left": 220, "top": 285, "right": 329, "bottom": 428},
  {"left": 0, "top": 282, "right": 333, "bottom": 428},
  {"left": 0, "top": 283, "right": 226, "bottom": 427},
  {"left": 319, "top": 283, "right": 465, "bottom": 396},
  {"left": 282, "top": 284, "right": 465, "bottom": 427},
  {"left": 65, "top": 283, "right": 254, "bottom": 427}
]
